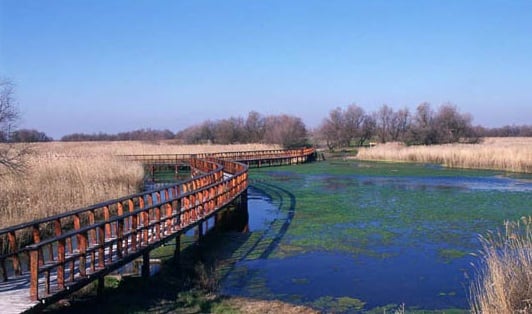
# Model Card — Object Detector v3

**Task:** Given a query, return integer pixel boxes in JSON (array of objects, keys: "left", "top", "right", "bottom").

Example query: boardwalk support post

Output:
[
  {"left": 174, "top": 235, "right": 181, "bottom": 267},
  {"left": 196, "top": 223, "right": 203, "bottom": 242},
  {"left": 142, "top": 252, "right": 150, "bottom": 278},
  {"left": 97, "top": 277, "right": 104, "bottom": 297}
]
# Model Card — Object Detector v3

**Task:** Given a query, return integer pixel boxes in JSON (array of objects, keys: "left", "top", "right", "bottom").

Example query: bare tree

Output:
[
  {"left": 344, "top": 104, "right": 366, "bottom": 144},
  {"left": 263, "top": 114, "right": 308, "bottom": 148},
  {"left": 318, "top": 107, "right": 347, "bottom": 150},
  {"left": 318, "top": 104, "right": 366, "bottom": 150},
  {"left": 245, "top": 111, "right": 265, "bottom": 143},
  {"left": 407, "top": 102, "right": 476, "bottom": 144},
  {"left": 389, "top": 107, "right": 410, "bottom": 141},
  {"left": 0, "top": 80, "right": 30, "bottom": 176},
  {"left": 434, "top": 103, "right": 476, "bottom": 143},
  {"left": 358, "top": 114, "right": 376, "bottom": 146},
  {"left": 408, "top": 102, "right": 438, "bottom": 145},
  {"left": 376, "top": 104, "right": 394, "bottom": 143},
  {"left": 11, "top": 129, "right": 53, "bottom": 142},
  {"left": 213, "top": 117, "right": 245, "bottom": 144}
]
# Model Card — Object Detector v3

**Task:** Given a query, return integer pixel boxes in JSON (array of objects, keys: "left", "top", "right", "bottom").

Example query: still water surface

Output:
[{"left": 221, "top": 161, "right": 532, "bottom": 312}]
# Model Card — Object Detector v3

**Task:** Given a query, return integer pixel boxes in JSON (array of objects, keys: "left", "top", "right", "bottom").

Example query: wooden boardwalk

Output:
[{"left": 0, "top": 148, "right": 316, "bottom": 313}]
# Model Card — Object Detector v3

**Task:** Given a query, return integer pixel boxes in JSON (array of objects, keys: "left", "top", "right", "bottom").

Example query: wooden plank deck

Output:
[{"left": 0, "top": 274, "right": 38, "bottom": 314}]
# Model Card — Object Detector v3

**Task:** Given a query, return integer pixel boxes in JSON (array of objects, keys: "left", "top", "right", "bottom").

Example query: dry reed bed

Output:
[
  {"left": 470, "top": 216, "right": 532, "bottom": 313},
  {"left": 31, "top": 141, "right": 281, "bottom": 156},
  {"left": 0, "top": 142, "right": 280, "bottom": 229},
  {"left": 0, "top": 154, "right": 144, "bottom": 229},
  {"left": 356, "top": 137, "right": 532, "bottom": 173}
]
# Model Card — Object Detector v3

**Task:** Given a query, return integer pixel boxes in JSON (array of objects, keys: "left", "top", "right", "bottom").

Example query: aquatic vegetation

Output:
[
  {"left": 311, "top": 296, "right": 365, "bottom": 312},
  {"left": 291, "top": 278, "right": 310, "bottom": 285},
  {"left": 438, "top": 249, "right": 468, "bottom": 263},
  {"left": 251, "top": 161, "right": 532, "bottom": 258},
  {"left": 240, "top": 160, "right": 532, "bottom": 311}
]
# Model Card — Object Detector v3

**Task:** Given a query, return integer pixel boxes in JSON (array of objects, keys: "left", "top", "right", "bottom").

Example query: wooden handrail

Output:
[
  {"left": 0, "top": 147, "right": 315, "bottom": 306},
  {"left": 0, "top": 158, "right": 223, "bottom": 281},
  {"left": 121, "top": 148, "right": 316, "bottom": 164},
  {"left": 26, "top": 158, "right": 248, "bottom": 301}
]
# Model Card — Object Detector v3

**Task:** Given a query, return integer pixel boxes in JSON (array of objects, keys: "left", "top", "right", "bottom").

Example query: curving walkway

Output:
[{"left": 0, "top": 148, "right": 315, "bottom": 313}]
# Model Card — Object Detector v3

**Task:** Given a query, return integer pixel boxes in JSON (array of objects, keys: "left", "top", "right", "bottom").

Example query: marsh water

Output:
[{"left": 220, "top": 160, "right": 532, "bottom": 313}]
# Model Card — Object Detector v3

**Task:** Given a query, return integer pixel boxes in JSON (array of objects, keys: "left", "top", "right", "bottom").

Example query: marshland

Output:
[
  {"left": 1, "top": 138, "right": 530, "bottom": 313},
  {"left": 3, "top": 2, "right": 532, "bottom": 312}
]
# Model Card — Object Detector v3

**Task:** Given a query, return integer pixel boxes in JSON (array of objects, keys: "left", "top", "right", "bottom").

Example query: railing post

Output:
[
  {"left": 32, "top": 224, "right": 44, "bottom": 266},
  {"left": 8, "top": 231, "right": 21, "bottom": 276},
  {"left": 117, "top": 202, "right": 124, "bottom": 255},
  {"left": 79, "top": 232, "right": 87, "bottom": 277},
  {"left": 142, "top": 210, "right": 149, "bottom": 245},
  {"left": 131, "top": 213, "right": 138, "bottom": 252},
  {"left": 98, "top": 225, "right": 105, "bottom": 269},
  {"left": 104, "top": 206, "right": 111, "bottom": 239},
  {"left": 57, "top": 238, "right": 65, "bottom": 289},
  {"left": 1, "top": 258, "right": 6, "bottom": 282},
  {"left": 29, "top": 247, "right": 39, "bottom": 301},
  {"left": 155, "top": 206, "right": 161, "bottom": 241},
  {"left": 55, "top": 219, "right": 65, "bottom": 290}
]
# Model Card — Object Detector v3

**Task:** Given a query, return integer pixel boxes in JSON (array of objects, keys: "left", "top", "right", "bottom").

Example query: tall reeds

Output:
[
  {"left": 355, "top": 137, "right": 532, "bottom": 173},
  {"left": 470, "top": 217, "right": 532, "bottom": 313},
  {"left": 0, "top": 142, "right": 279, "bottom": 229},
  {"left": 31, "top": 141, "right": 280, "bottom": 156},
  {"left": 0, "top": 154, "right": 144, "bottom": 228}
]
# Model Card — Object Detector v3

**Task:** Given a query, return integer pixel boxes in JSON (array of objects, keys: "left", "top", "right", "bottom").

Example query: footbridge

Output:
[{"left": 0, "top": 148, "right": 316, "bottom": 313}]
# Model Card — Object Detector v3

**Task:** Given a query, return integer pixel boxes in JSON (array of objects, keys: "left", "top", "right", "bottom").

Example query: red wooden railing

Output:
[{"left": 0, "top": 148, "right": 315, "bottom": 305}]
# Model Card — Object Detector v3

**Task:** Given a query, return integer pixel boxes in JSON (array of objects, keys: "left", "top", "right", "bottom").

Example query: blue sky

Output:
[{"left": 1, "top": 0, "right": 531, "bottom": 139}]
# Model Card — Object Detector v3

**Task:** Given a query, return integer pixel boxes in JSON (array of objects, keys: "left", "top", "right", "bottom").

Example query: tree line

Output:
[
  {"left": 317, "top": 103, "right": 480, "bottom": 150},
  {"left": 175, "top": 112, "right": 308, "bottom": 148},
  {"left": 3, "top": 106, "right": 531, "bottom": 148},
  {"left": 1, "top": 76, "right": 530, "bottom": 148},
  {"left": 60, "top": 129, "right": 175, "bottom": 142}
]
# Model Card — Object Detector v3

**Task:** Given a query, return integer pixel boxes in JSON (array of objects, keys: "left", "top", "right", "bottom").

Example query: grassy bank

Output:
[
  {"left": 0, "top": 142, "right": 279, "bottom": 228},
  {"left": 355, "top": 137, "right": 532, "bottom": 173}
]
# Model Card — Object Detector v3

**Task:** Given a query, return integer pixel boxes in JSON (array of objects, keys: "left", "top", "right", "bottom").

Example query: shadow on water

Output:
[
  {"left": 210, "top": 182, "right": 297, "bottom": 292},
  {"left": 248, "top": 182, "right": 296, "bottom": 260},
  {"left": 44, "top": 180, "right": 297, "bottom": 314}
]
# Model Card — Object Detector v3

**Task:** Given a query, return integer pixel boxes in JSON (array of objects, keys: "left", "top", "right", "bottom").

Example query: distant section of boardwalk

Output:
[{"left": 0, "top": 148, "right": 316, "bottom": 313}]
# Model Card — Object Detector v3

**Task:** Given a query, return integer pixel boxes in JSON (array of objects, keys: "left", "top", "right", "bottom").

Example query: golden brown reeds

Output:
[
  {"left": 30, "top": 141, "right": 281, "bottom": 156},
  {"left": 355, "top": 137, "right": 532, "bottom": 173},
  {"left": 0, "top": 154, "right": 144, "bottom": 228},
  {"left": 470, "top": 216, "right": 532, "bottom": 313},
  {"left": 0, "top": 142, "right": 280, "bottom": 229}
]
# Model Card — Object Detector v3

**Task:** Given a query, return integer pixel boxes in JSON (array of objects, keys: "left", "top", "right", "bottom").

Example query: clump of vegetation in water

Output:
[
  {"left": 438, "top": 249, "right": 468, "bottom": 263},
  {"left": 311, "top": 296, "right": 365, "bottom": 312}
]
